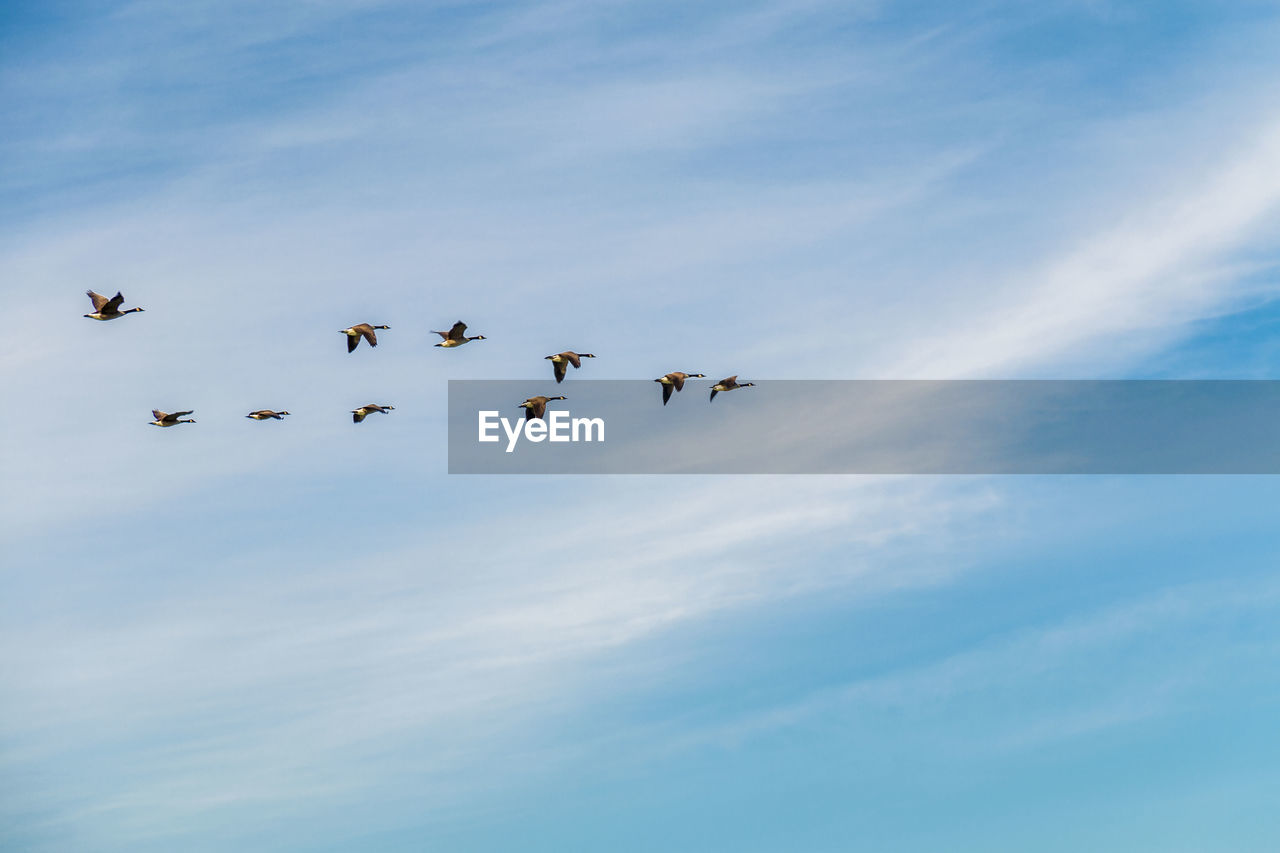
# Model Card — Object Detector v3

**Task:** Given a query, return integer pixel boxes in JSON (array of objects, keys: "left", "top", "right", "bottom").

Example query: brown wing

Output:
[
  {"left": 672, "top": 373, "right": 686, "bottom": 391},
  {"left": 524, "top": 397, "right": 546, "bottom": 420},
  {"left": 347, "top": 333, "right": 359, "bottom": 353},
  {"left": 553, "top": 360, "right": 568, "bottom": 383},
  {"left": 448, "top": 321, "right": 467, "bottom": 341},
  {"left": 171, "top": 411, "right": 193, "bottom": 418},
  {"left": 102, "top": 292, "right": 125, "bottom": 313},
  {"left": 662, "top": 383, "right": 674, "bottom": 405},
  {"left": 564, "top": 352, "right": 582, "bottom": 369},
  {"left": 709, "top": 389, "right": 718, "bottom": 402},
  {"left": 152, "top": 409, "right": 167, "bottom": 420},
  {"left": 87, "top": 290, "right": 110, "bottom": 311},
  {"left": 359, "top": 325, "right": 378, "bottom": 348},
  {"left": 722, "top": 375, "right": 738, "bottom": 386},
  {"left": 353, "top": 409, "right": 366, "bottom": 423}
]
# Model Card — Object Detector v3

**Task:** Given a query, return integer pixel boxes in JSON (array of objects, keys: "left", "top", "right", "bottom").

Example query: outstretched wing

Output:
[
  {"left": 662, "top": 383, "right": 674, "bottom": 405},
  {"left": 353, "top": 410, "right": 366, "bottom": 423},
  {"left": 102, "top": 292, "right": 125, "bottom": 313},
  {"left": 448, "top": 321, "right": 467, "bottom": 341},
  {"left": 346, "top": 333, "right": 359, "bottom": 353},
  {"left": 672, "top": 374, "right": 686, "bottom": 391},
  {"left": 171, "top": 411, "right": 194, "bottom": 418},
  {"left": 722, "top": 375, "right": 738, "bottom": 385},
  {"left": 431, "top": 329, "right": 450, "bottom": 340},
  {"left": 710, "top": 389, "right": 718, "bottom": 402},
  {"left": 151, "top": 409, "right": 166, "bottom": 420},
  {"left": 565, "top": 352, "right": 582, "bottom": 369},
  {"left": 524, "top": 404, "right": 537, "bottom": 421},
  {"left": 360, "top": 326, "right": 378, "bottom": 348},
  {"left": 87, "top": 290, "right": 110, "bottom": 311},
  {"left": 553, "top": 360, "right": 568, "bottom": 383}
]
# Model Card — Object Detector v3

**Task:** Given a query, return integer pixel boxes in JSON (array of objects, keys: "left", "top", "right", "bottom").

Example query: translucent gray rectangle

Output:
[{"left": 447, "top": 380, "right": 1280, "bottom": 474}]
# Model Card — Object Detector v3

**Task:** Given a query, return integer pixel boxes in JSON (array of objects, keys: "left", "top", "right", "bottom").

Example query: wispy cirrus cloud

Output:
[{"left": 6, "top": 1, "right": 1280, "bottom": 850}]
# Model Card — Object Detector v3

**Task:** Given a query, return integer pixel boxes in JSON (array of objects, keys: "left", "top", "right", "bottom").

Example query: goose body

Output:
[
  {"left": 433, "top": 321, "right": 486, "bottom": 348},
  {"left": 352, "top": 403, "right": 394, "bottom": 423},
  {"left": 247, "top": 410, "right": 291, "bottom": 420},
  {"left": 341, "top": 323, "right": 389, "bottom": 353},
  {"left": 655, "top": 372, "right": 706, "bottom": 405},
  {"left": 84, "top": 290, "right": 144, "bottom": 321},
  {"left": 150, "top": 409, "right": 195, "bottom": 427},
  {"left": 545, "top": 351, "right": 596, "bottom": 383},
  {"left": 709, "top": 375, "right": 754, "bottom": 402},
  {"left": 518, "top": 395, "right": 567, "bottom": 421}
]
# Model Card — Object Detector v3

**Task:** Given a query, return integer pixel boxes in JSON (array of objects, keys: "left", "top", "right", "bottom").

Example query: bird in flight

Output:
[
  {"left": 709, "top": 376, "right": 755, "bottom": 402},
  {"left": 432, "top": 321, "right": 486, "bottom": 348},
  {"left": 545, "top": 351, "right": 596, "bottom": 383},
  {"left": 341, "top": 323, "right": 389, "bottom": 353},
  {"left": 352, "top": 403, "right": 394, "bottom": 423},
  {"left": 150, "top": 409, "right": 195, "bottom": 427},
  {"left": 519, "top": 395, "right": 567, "bottom": 421},
  {"left": 84, "top": 290, "right": 144, "bottom": 321},
  {"left": 654, "top": 372, "right": 706, "bottom": 405}
]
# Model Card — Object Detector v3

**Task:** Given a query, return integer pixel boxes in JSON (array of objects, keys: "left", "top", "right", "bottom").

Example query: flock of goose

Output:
[{"left": 85, "top": 289, "right": 756, "bottom": 427}]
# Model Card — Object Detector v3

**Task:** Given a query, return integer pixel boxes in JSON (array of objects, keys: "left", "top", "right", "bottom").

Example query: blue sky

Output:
[{"left": 4, "top": 1, "right": 1280, "bottom": 850}]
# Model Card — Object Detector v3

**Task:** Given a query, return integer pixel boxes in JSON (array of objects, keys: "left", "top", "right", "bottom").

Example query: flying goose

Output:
[
  {"left": 709, "top": 376, "right": 755, "bottom": 402},
  {"left": 150, "top": 409, "right": 195, "bottom": 427},
  {"left": 352, "top": 403, "right": 394, "bottom": 423},
  {"left": 655, "top": 372, "right": 706, "bottom": 405},
  {"left": 518, "top": 395, "right": 567, "bottom": 421},
  {"left": 545, "top": 351, "right": 596, "bottom": 384},
  {"left": 432, "top": 321, "right": 486, "bottom": 347},
  {"left": 246, "top": 410, "right": 291, "bottom": 420},
  {"left": 341, "top": 323, "right": 389, "bottom": 353},
  {"left": 84, "top": 290, "right": 144, "bottom": 321}
]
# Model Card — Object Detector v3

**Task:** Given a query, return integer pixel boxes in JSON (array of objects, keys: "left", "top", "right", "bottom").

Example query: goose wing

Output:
[
  {"left": 564, "top": 352, "right": 582, "bottom": 369},
  {"left": 151, "top": 409, "right": 167, "bottom": 420},
  {"left": 102, "top": 292, "right": 125, "bottom": 313},
  {"left": 358, "top": 324, "right": 378, "bottom": 348},
  {"left": 448, "top": 321, "right": 467, "bottom": 341},
  {"left": 552, "top": 360, "right": 568, "bottom": 383},
  {"left": 662, "top": 383, "right": 674, "bottom": 405},
  {"left": 524, "top": 397, "right": 548, "bottom": 420},
  {"left": 87, "top": 290, "right": 110, "bottom": 311},
  {"left": 672, "top": 373, "right": 686, "bottom": 391}
]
